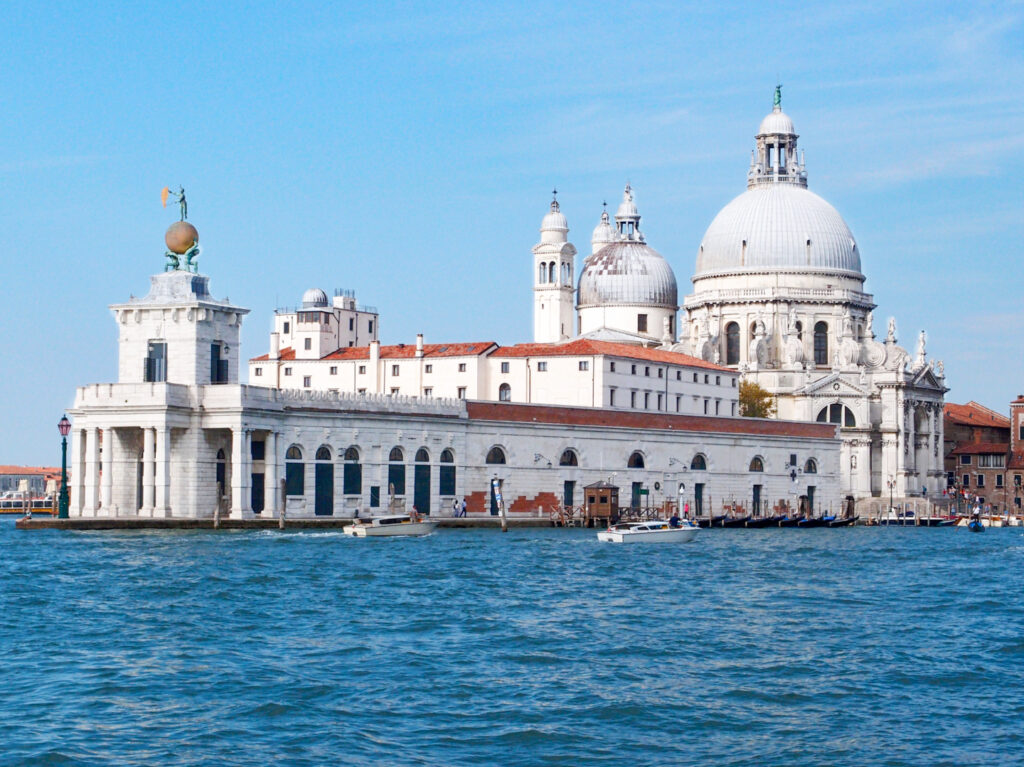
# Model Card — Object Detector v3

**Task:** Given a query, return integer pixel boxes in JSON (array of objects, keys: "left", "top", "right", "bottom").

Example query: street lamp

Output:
[
  {"left": 886, "top": 477, "right": 896, "bottom": 517},
  {"left": 57, "top": 415, "right": 71, "bottom": 519}
]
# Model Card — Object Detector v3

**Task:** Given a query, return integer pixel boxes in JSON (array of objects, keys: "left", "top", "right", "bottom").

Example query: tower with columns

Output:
[{"left": 532, "top": 192, "right": 576, "bottom": 343}]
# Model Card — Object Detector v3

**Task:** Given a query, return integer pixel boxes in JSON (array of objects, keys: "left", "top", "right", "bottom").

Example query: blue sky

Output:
[{"left": 3, "top": 1, "right": 1023, "bottom": 465}]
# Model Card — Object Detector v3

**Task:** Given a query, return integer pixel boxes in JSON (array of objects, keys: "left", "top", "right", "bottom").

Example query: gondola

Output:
[
  {"left": 695, "top": 514, "right": 729, "bottom": 528},
  {"left": 721, "top": 515, "right": 752, "bottom": 528},
  {"left": 797, "top": 516, "right": 827, "bottom": 528},
  {"left": 777, "top": 516, "right": 803, "bottom": 528},
  {"left": 743, "top": 515, "right": 784, "bottom": 528},
  {"left": 826, "top": 516, "right": 857, "bottom": 527}
]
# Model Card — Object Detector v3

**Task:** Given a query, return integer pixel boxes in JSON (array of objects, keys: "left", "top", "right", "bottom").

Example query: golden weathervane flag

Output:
[{"left": 161, "top": 186, "right": 170, "bottom": 208}]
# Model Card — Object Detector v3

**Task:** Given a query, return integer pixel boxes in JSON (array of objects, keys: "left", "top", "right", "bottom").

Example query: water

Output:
[{"left": 2, "top": 522, "right": 1023, "bottom": 766}]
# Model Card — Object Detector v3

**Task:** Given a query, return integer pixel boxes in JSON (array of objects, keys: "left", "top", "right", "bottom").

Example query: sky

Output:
[{"left": 2, "top": 1, "right": 1023, "bottom": 465}]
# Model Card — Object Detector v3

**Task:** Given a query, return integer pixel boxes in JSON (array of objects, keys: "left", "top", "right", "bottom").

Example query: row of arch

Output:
[
  {"left": 537, "top": 261, "right": 572, "bottom": 286},
  {"left": 285, "top": 445, "right": 456, "bottom": 463},
  {"left": 724, "top": 320, "right": 829, "bottom": 366},
  {"left": 488, "top": 447, "right": 816, "bottom": 474}
]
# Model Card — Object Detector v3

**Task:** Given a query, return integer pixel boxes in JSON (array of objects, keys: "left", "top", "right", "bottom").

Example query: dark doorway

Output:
[
  {"left": 251, "top": 473, "right": 265, "bottom": 513},
  {"left": 694, "top": 483, "right": 704, "bottom": 516},
  {"left": 314, "top": 463, "right": 333, "bottom": 516},
  {"left": 631, "top": 481, "right": 643, "bottom": 511},
  {"left": 752, "top": 484, "right": 762, "bottom": 516},
  {"left": 563, "top": 480, "right": 575, "bottom": 507},
  {"left": 490, "top": 483, "right": 499, "bottom": 515},
  {"left": 414, "top": 464, "right": 431, "bottom": 515},
  {"left": 806, "top": 486, "right": 816, "bottom": 515},
  {"left": 136, "top": 459, "right": 144, "bottom": 511}
]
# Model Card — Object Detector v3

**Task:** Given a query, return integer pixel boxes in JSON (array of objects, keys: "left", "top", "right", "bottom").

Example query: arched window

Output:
[
  {"left": 498, "top": 383, "right": 511, "bottom": 402},
  {"left": 562, "top": 262, "right": 570, "bottom": 285},
  {"left": 804, "top": 458, "right": 818, "bottom": 474},
  {"left": 439, "top": 448, "right": 456, "bottom": 495},
  {"left": 725, "top": 322, "right": 740, "bottom": 365},
  {"left": 343, "top": 446, "right": 361, "bottom": 495},
  {"left": 548, "top": 262, "right": 556, "bottom": 283},
  {"left": 749, "top": 456, "right": 764, "bottom": 472},
  {"left": 486, "top": 446, "right": 507, "bottom": 465},
  {"left": 628, "top": 451, "right": 645, "bottom": 469},
  {"left": 388, "top": 447, "right": 406, "bottom": 496},
  {"left": 816, "top": 404, "right": 856, "bottom": 427},
  {"left": 559, "top": 449, "right": 578, "bottom": 467},
  {"left": 690, "top": 453, "right": 707, "bottom": 471},
  {"left": 538, "top": 262, "right": 546, "bottom": 283},
  {"left": 315, "top": 445, "right": 332, "bottom": 461},
  {"left": 814, "top": 321, "right": 829, "bottom": 365},
  {"left": 285, "top": 445, "right": 304, "bottom": 495},
  {"left": 415, "top": 448, "right": 430, "bottom": 462}
]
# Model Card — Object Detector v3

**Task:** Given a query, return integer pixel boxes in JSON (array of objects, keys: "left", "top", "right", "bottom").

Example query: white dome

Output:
[
  {"left": 302, "top": 287, "right": 328, "bottom": 308},
  {"left": 541, "top": 200, "right": 568, "bottom": 232},
  {"left": 758, "top": 108, "right": 795, "bottom": 136},
  {"left": 578, "top": 241, "right": 678, "bottom": 308},
  {"left": 591, "top": 210, "right": 616, "bottom": 246},
  {"left": 695, "top": 184, "right": 861, "bottom": 277}
]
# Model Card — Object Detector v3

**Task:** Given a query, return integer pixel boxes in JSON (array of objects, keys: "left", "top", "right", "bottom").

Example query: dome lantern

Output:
[
  {"left": 613, "top": 184, "right": 643, "bottom": 241},
  {"left": 749, "top": 85, "right": 806, "bottom": 189}
]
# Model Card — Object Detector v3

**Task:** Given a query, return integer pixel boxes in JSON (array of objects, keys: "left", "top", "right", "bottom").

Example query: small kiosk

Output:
[{"left": 584, "top": 481, "right": 620, "bottom": 527}]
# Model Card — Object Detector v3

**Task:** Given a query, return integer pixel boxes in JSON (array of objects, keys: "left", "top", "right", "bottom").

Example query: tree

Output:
[{"left": 738, "top": 379, "right": 776, "bottom": 418}]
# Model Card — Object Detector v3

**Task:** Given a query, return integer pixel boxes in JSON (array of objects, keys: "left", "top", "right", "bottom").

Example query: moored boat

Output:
[
  {"left": 597, "top": 519, "right": 699, "bottom": 543},
  {"left": 342, "top": 514, "right": 438, "bottom": 537}
]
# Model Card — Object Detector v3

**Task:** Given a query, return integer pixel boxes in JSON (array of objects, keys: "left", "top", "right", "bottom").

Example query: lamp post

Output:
[
  {"left": 886, "top": 477, "right": 896, "bottom": 521},
  {"left": 57, "top": 415, "right": 71, "bottom": 519}
]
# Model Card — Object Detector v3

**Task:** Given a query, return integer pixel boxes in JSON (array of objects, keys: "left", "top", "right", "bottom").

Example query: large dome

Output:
[
  {"left": 578, "top": 241, "right": 678, "bottom": 308},
  {"left": 695, "top": 184, "right": 861, "bottom": 278}
]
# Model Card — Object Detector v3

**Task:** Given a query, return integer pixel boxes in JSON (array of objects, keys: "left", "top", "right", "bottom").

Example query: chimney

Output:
[
  {"left": 415, "top": 333, "right": 424, "bottom": 358},
  {"left": 269, "top": 332, "right": 280, "bottom": 361},
  {"left": 370, "top": 340, "right": 380, "bottom": 364}
]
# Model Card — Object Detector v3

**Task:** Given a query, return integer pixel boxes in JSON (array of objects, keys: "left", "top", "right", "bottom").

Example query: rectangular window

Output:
[
  {"left": 963, "top": 474, "right": 970, "bottom": 487},
  {"left": 283, "top": 321, "right": 290, "bottom": 334},
  {"left": 343, "top": 462, "right": 361, "bottom": 495},
  {"left": 284, "top": 367, "right": 292, "bottom": 376},
  {"left": 732, "top": 402, "right": 736, "bottom": 416},
  {"left": 609, "top": 388, "right": 616, "bottom": 406},
  {"left": 996, "top": 475, "right": 1004, "bottom": 488},
  {"left": 329, "top": 366, "right": 337, "bottom": 375},
  {"left": 1020, "top": 425, "right": 1024, "bottom": 441},
  {"left": 704, "top": 398, "right": 709, "bottom": 415},
  {"left": 790, "top": 454, "right": 797, "bottom": 467},
  {"left": 977, "top": 474, "right": 985, "bottom": 488},
  {"left": 358, "top": 365, "right": 366, "bottom": 375},
  {"left": 457, "top": 387, "right": 467, "bottom": 399},
  {"left": 285, "top": 462, "right": 303, "bottom": 496},
  {"left": 390, "top": 387, "right": 400, "bottom": 395},
  {"left": 643, "top": 392, "right": 650, "bottom": 409},
  {"left": 304, "top": 338, "right": 312, "bottom": 350},
  {"left": 537, "top": 362, "right": 548, "bottom": 372},
  {"left": 704, "top": 374, "right": 709, "bottom": 384},
  {"left": 1016, "top": 474, "right": 1022, "bottom": 487},
  {"left": 348, "top": 318, "right": 354, "bottom": 331},
  {"left": 637, "top": 314, "right": 648, "bottom": 332},
  {"left": 458, "top": 363, "right": 467, "bottom": 372},
  {"left": 960, "top": 455, "right": 971, "bottom": 465},
  {"left": 255, "top": 368, "right": 263, "bottom": 376},
  {"left": 657, "top": 368, "right": 663, "bottom": 378},
  {"left": 392, "top": 364, "right": 400, "bottom": 376},
  {"left": 657, "top": 393, "right": 663, "bottom": 411},
  {"left": 425, "top": 364, "right": 433, "bottom": 373},
  {"left": 579, "top": 360, "right": 589, "bottom": 371},
  {"left": 630, "top": 391, "right": 637, "bottom": 408},
  {"left": 424, "top": 387, "right": 433, "bottom": 397},
  {"left": 439, "top": 465, "right": 456, "bottom": 496},
  {"left": 716, "top": 376, "right": 721, "bottom": 385},
  {"left": 675, "top": 395, "right": 681, "bottom": 412},
  {"left": 303, "top": 376, "right": 311, "bottom": 388},
  {"left": 644, "top": 366, "right": 650, "bottom": 377},
  {"left": 210, "top": 343, "right": 228, "bottom": 384},
  {"left": 610, "top": 362, "right": 616, "bottom": 372},
  {"left": 501, "top": 362, "right": 509, "bottom": 373},
  {"left": 250, "top": 440, "right": 266, "bottom": 460},
  {"left": 715, "top": 400, "right": 720, "bottom": 415},
  {"left": 693, "top": 373, "right": 698, "bottom": 383},
  {"left": 369, "top": 486, "right": 380, "bottom": 507},
  {"left": 732, "top": 378, "right": 737, "bottom": 388},
  {"left": 368, "top": 320, "right": 374, "bottom": 334},
  {"left": 978, "top": 454, "right": 1006, "bottom": 468},
  {"left": 144, "top": 341, "right": 167, "bottom": 383}
]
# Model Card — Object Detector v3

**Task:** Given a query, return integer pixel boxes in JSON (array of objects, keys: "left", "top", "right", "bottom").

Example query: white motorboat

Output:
[
  {"left": 597, "top": 519, "right": 699, "bottom": 543},
  {"left": 342, "top": 514, "right": 438, "bottom": 537}
]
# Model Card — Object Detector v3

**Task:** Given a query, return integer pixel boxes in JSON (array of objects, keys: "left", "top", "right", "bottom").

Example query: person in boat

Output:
[{"left": 669, "top": 512, "right": 681, "bottom": 528}]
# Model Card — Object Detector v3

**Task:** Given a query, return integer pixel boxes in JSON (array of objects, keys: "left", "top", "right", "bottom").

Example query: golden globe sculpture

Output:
[{"left": 165, "top": 220, "right": 199, "bottom": 255}]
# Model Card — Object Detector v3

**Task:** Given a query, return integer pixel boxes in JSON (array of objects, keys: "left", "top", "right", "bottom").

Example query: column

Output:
[
  {"left": 264, "top": 431, "right": 279, "bottom": 518},
  {"left": 70, "top": 428, "right": 86, "bottom": 516},
  {"left": 142, "top": 427, "right": 155, "bottom": 515},
  {"left": 230, "top": 427, "right": 251, "bottom": 519},
  {"left": 154, "top": 426, "right": 171, "bottom": 517},
  {"left": 84, "top": 427, "right": 100, "bottom": 516},
  {"left": 100, "top": 427, "right": 114, "bottom": 515}
]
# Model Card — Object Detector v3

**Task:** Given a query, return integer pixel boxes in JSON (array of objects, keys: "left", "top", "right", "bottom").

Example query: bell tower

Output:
[{"left": 532, "top": 191, "right": 577, "bottom": 343}]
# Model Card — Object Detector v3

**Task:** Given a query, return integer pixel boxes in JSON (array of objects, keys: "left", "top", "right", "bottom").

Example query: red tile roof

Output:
[
  {"left": 0, "top": 466, "right": 61, "bottom": 476},
  {"left": 466, "top": 401, "right": 836, "bottom": 439},
  {"left": 491, "top": 339, "right": 732, "bottom": 371},
  {"left": 251, "top": 342, "right": 496, "bottom": 363},
  {"left": 944, "top": 401, "right": 1009, "bottom": 429},
  {"left": 948, "top": 442, "right": 1009, "bottom": 456}
]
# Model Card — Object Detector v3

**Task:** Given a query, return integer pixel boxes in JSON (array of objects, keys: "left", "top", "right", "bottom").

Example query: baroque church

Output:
[{"left": 540, "top": 88, "right": 947, "bottom": 501}]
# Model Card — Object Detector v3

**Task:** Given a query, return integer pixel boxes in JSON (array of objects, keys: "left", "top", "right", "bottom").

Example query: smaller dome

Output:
[
  {"left": 758, "top": 107, "right": 795, "bottom": 136},
  {"left": 165, "top": 221, "right": 199, "bottom": 255},
  {"left": 541, "top": 199, "right": 568, "bottom": 232},
  {"left": 615, "top": 183, "right": 638, "bottom": 220},
  {"left": 302, "top": 288, "right": 328, "bottom": 308},
  {"left": 578, "top": 241, "right": 678, "bottom": 308},
  {"left": 591, "top": 209, "right": 616, "bottom": 250}
]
